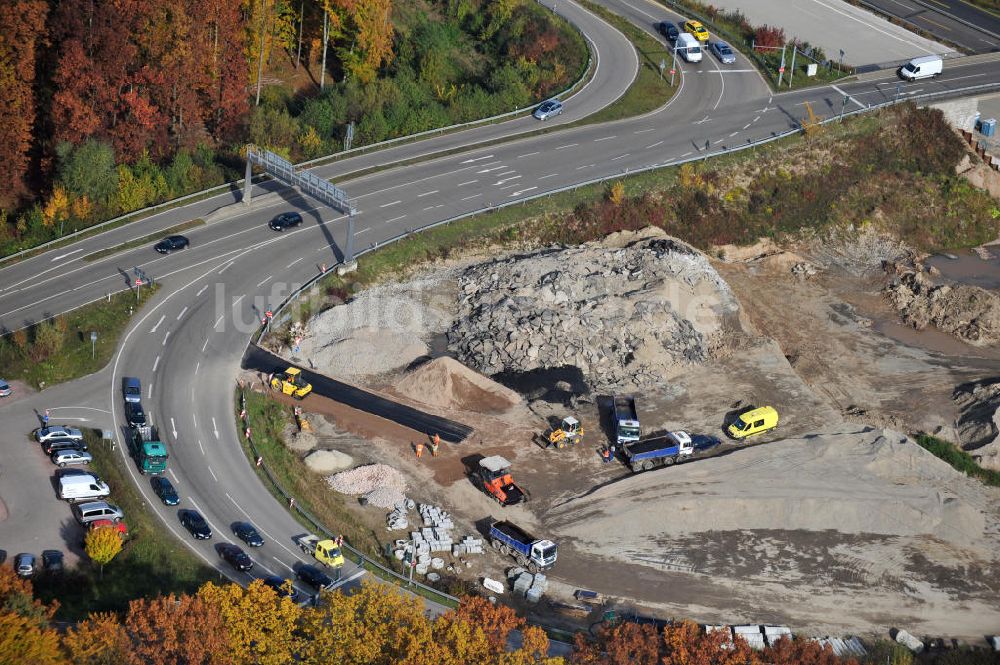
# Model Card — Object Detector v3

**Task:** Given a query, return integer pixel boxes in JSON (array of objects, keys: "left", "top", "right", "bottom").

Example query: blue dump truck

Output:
[
  {"left": 612, "top": 396, "right": 641, "bottom": 446},
  {"left": 623, "top": 431, "right": 721, "bottom": 473},
  {"left": 489, "top": 520, "right": 557, "bottom": 573}
]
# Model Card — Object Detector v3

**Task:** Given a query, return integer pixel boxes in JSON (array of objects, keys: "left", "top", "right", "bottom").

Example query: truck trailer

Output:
[
  {"left": 489, "top": 520, "right": 557, "bottom": 572},
  {"left": 129, "top": 425, "right": 168, "bottom": 475}
]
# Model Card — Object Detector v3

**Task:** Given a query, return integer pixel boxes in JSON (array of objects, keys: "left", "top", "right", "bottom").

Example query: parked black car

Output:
[
  {"left": 151, "top": 476, "right": 180, "bottom": 506},
  {"left": 233, "top": 522, "right": 264, "bottom": 547},
  {"left": 269, "top": 212, "right": 303, "bottom": 231},
  {"left": 296, "top": 564, "right": 334, "bottom": 591},
  {"left": 219, "top": 543, "right": 254, "bottom": 572},
  {"left": 43, "top": 437, "right": 86, "bottom": 455},
  {"left": 41, "top": 550, "right": 64, "bottom": 574},
  {"left": 179, "top": 510, "right": 212, "bottom": 539},
  {"left": 154, "top": 235, "right": 190, "bottom": 253}
]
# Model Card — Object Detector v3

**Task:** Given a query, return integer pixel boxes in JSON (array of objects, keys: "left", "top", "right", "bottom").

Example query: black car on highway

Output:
[
  {"left": 269, "top": 212, "right": 303, "bottom": 231},
  {"left": 179, "top": 510, "right": 212, "bottom": 539},
  {"left": 233, "top": 522, "right": 264, "bottom": 547},
  {"left": 154, "top": 235, "right": 190, "bottom": 253},
  {"left": 151, "top": 476, "right": 180, "bottom": 505},
  {"left": 262, "top": 575, "right": 299, "bottom": 601},
  {"left": 296, "top": 564, "right": 335, "bottom": 591},
  {"left": 219, "top": 543, "right": 254, "bottom": 572},
  {"left": 657, "top": 20, "right": 679, "bottom": 43}
]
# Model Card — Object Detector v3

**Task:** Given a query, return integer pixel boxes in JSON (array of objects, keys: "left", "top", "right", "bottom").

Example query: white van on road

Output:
[
  {"left": 899, "top": 55, "right": 942, "bottom": 81},
  {"left": 677, "top": 33, "right": 702, "bottom": 63}
]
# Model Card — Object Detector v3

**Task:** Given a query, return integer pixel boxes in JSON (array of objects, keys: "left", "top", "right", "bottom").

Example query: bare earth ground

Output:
[{"left": 280, "top": 234, "right": 1000, "bottom": 640}]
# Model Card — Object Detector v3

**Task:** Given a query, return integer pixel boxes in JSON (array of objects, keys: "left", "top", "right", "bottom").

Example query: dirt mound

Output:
[
  {"left": 394, "top": 356, "right": 521, "bottom": 414},
  {"left": 550, "top": 428, "right": 989, "bottom": 548},
  {"left": 448, "top": 228, "right": 740, "bottom": 391},
  {"left": 884, "top": 259, "right": 1000, "bottom": 346},
  {"left": 955, "top": 379, "right": 1000, "bottom": 470}
]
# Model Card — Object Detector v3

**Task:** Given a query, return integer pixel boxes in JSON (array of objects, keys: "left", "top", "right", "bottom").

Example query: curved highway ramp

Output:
[{"left": 242, "top": 345, "right": 474, "bottom": 443}]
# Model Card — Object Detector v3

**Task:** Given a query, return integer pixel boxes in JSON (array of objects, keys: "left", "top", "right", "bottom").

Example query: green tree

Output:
[
  {"left": 56, "top": 140, "right": 119, "bottom": 207},
  {"left": 84, "top": 526, "right": 123, "bottom": 578}
]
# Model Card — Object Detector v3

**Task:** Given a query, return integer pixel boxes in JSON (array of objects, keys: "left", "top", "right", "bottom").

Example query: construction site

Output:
[{"left": 266, "top": 226, "right": 1000, "bottom": 642}]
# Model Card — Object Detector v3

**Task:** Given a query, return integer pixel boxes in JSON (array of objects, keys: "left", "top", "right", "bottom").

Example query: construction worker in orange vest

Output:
[
  {"left": 430, "top": 434, "right": 440, "bottom": 456},
  {"left": 415, "top": 442, "right": 424, "bottom": 459}
]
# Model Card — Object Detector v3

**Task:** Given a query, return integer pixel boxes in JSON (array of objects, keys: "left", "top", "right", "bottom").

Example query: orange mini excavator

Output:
[{"left": 472, "top": 455, "right": 526, "bottom": 506}]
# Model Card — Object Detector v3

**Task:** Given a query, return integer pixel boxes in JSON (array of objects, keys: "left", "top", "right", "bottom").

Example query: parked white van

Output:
[
  {"left": 899, "top": 55, "right": 942, "bottom": 81},
  {"left": 59, "top": 474, "right": 111, "bottom": 503},
  {"left": 677, "top": 32, "right": 702, "bottom": 63}
]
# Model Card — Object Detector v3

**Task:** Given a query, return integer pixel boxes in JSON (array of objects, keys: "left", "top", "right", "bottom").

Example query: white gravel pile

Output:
[{"left": 327, "top": 463, "right": 408, "bottom": 499}]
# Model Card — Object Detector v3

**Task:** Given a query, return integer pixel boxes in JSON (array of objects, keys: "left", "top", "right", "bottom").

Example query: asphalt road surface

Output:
[
  {"left": 862, "top": 0, "right": 1000, "bottom": 54},
  {"left": 243, "top": 345, "right": 474, "bottom": 442},
  {"left": 1, "top": 0, "right": 1000, "bottom": 620}
]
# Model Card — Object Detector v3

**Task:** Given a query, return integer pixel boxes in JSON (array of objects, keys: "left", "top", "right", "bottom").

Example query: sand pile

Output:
[
  {"left": 394, "top": 356, "right": 521, "bottom": 413},
  {"left": 297, "top": 275, "right": 456, "bottom": 379},
  {"left": 327, "top": 464, "right": 408, "bottom": 508},
  {"left": 449, "top": 229, "right": 739, "bottom": 391},
  {"left": 549, "top": 428, "right": 989, "bottom": 553}
]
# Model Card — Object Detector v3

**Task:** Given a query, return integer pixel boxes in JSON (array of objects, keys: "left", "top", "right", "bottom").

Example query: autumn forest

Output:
[{"left": 0, "top": 0, "right": 586, "bottom": 257}]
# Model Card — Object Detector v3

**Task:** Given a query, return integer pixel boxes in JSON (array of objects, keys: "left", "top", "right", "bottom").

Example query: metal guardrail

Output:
[
  {"left": 0, "top": 1, "right": 593, "bottom": 267},
  {"left": 237, "top": 390, "right": 460, "bottom": 607}
]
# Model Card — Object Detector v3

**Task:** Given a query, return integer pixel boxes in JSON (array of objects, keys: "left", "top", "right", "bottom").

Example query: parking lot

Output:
[{"left": 0, "top": 374, "right": 113, "bottom": 567}]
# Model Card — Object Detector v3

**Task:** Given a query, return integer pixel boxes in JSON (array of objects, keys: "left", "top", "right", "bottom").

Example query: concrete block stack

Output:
[
  {"left": 451, "top": 535, "right": 484, "bottom": 556},
  {"left": 385, "top": 507, "right": 408, "bottom": 531}
]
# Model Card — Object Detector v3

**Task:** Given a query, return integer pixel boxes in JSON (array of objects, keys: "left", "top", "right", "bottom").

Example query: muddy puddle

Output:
[{"left": 926, "top": 249, "right": 1000, "bottom": 290}]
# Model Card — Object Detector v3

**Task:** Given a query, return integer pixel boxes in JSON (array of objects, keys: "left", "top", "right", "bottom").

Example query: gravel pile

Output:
[
  {"left": 364, "top": 486, "right": 408, "bottom": 509},
  {"left": 327, "top": 463, "right": 407, "bottom": 496},
  {"left": 448, "top": 230, "right": 738, "bottom": 391}
]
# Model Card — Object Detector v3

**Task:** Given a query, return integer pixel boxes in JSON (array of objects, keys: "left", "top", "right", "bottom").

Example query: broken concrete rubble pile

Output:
[
  {"left": 448, "top": 231, "right": 738, "bottom": 390},
  {"left": 327, "top": 463, "right": 408, "bottom": 509},
  {"left": 883, "top": 258, "right": 1000, "bottom": 346}
]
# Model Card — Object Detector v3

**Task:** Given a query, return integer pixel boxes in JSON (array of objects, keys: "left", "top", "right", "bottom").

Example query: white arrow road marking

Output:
[
  {"left": 212, "top": 417, "right": 219, "bottom": 439},
  {"left": 50, "top": 247, "right": 86, "bottom": 262},
  {"left": 149, "top": 315, "right": 165, "bottom": 334},
  {"left": 459, "top": 154, "right": 494, "bottom": 164},
  {"left": 510, "top": 187, "right": 537, "bottom": 197},
  {"left": 171, "top": 417, "right": 178, "bottom": 438}
]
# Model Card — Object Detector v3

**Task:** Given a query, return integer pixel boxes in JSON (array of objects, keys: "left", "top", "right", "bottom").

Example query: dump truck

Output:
[
  {"left": 472, "top": 456, "right": 526, "bottom": 506},
  {"left": 489, "top": 520, "right": 557, "bottom": 572},
  {"left": 612, "top": 396, "right": 640, "bottom": 445},
  {"left": 129, "top": 425, "right": 168, "bottom": 475},
  {"left": 295, "top": 534, "right": 345, "bottom": 569},
  {"left": 271, "top": 367, "right": 312, "bottom": 399},
  {"left": 624, "top": 431, "right": 694, "bottom": 473}
]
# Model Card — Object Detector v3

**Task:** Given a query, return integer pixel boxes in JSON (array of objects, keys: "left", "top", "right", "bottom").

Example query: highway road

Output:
[
  {"left": 2, "top": 0, "right": 1000, "bottom": 615},
  {"left": 862, "top": 0, "right": 1000, "bottom": 54}
]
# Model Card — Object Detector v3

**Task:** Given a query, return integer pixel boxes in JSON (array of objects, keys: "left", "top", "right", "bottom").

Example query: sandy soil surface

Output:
[{"left": 280, "top": 230, "right": 1000, "bottom": 640}]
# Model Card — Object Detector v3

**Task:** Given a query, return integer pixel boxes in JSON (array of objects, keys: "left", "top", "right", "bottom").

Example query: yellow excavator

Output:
[
  {"left": 271, "top": 367, "right": 312, "bottom": 399},
  {"left": 546, "top": 416, "right": 584, "bottom": 449}
]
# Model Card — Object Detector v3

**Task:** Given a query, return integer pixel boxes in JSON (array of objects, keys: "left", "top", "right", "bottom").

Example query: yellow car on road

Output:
[
  {"left": 271, "top": 367, "right": 312, "bottom": 399},
  {"left": 728, "top": 406, "right": 778, "bottom": 439},
  {"left": 683, "top": 19, "right": 710, "bottom": 43}
]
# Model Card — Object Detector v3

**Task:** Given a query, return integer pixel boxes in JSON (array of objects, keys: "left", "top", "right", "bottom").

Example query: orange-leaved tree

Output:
[
  {"left": 121, "top": 593, "right": 228, "bottom": 665},
  {"left": 61, "top": 612, "right": 128, "bottom": 665},
  {"left": 0, "top": 566, "right": 66, "bottom": 665}
]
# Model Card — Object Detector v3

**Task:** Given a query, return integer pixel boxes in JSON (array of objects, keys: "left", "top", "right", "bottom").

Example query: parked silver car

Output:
[
  {"left": 51, "top": 449, "right": 93, "bottom": 467},
  {"left": 35, "top": 426, "right": 83, "bottom": 442},
  {"left": 0, "top": 379, "right": 11, "bottom": 397},
  {"left": 15, "top": 553, "right": 36, "bottom": 578}
]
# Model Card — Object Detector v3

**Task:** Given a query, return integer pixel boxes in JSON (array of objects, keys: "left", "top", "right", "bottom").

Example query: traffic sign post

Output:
[
  {"left": 90, "top": 331, "right": 97, "bottom": 359},
  {"left": 670, "top": 47, "right": 678, "bottom": 86},
  {"left": 135, "top": 278, "right": 142, "bottom": 301},
  {"left": 659, "top": 58, "right": 666, "bottom": 80}
]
